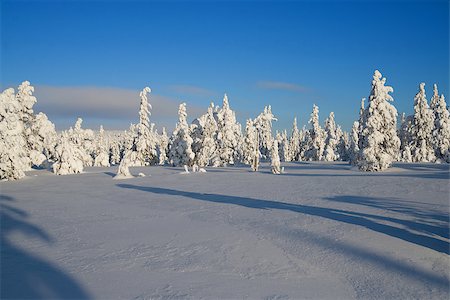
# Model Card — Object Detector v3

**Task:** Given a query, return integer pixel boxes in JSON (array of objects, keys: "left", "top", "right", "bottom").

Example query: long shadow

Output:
[
  {"left": 285, "top": 161, "right": 352, "bottom": 171},
  {"left": 270, "top": 223, "right": 449, "bottom": 289},
  {"left": 275, "top": 161, "right": 450, "bottom": 180},
  {"left": 1, "top": 196, "right": 90, "bottom": 299},
  {"left": 393, "top": 162, "right": 450, "bottom": 172},
  {"left": 279, "top": 170, "right": 449, "bottom": 180},
  {"left": 117, "top": 184, "right": 450, "bottom": 255},
  {"left": 325, "top": 195, "right": 450, "bottom": 234}
]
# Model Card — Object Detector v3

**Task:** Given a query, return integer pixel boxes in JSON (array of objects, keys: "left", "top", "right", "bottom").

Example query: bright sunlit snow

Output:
[{"left": 1, "top": 162, "right": 448, "bottom": 299}]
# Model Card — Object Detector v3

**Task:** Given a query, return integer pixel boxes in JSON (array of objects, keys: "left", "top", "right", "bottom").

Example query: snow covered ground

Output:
[{"left": 1, "top": 162, "right": 449, "bottom": 299}]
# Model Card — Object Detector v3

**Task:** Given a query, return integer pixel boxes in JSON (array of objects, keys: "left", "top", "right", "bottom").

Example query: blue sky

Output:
[{"left": 1, "top": 0, "right": 448, "bottom": 132}]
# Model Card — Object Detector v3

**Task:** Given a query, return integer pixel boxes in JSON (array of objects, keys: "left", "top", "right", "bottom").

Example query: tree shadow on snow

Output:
[
  {"left": 103, "top": 171, "right": 117, "bottom": 177},
  {"left": 0, "top": 196, "right": 90, "bottom": 299},
  {"left": 325, "top": 195, "right": 449, "bottom": 234},
  {"left": 117, "top": 184, "right": 449, "bottom": 255}
]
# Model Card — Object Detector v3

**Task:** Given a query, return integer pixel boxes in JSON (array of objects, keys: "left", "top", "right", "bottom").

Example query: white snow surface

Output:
[{"left": 1, "top": 162, "right": 449, "bottom": 299}]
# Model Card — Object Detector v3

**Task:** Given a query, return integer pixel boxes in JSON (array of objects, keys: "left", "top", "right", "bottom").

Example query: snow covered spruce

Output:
[{"left": 357, "top": 70, "right": 400, "bottom": 171}]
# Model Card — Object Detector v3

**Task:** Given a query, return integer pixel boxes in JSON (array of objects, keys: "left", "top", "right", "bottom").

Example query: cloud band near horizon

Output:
[{"left": 33, "top": 85, "right": 207, "bottom": 131}]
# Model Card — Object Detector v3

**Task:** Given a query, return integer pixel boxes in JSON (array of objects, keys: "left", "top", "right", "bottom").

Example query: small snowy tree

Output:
[
  {"left": 168, "top": 103, "right": 195, "bottom": 167},
  {"left": 336, "top": 126, "right": 349, "bottom": 161},
  {"left": 323, "top": 112, "right": 338, "bottom": 161},
  {"left": 432, "top": 94, "right": 450, "bottom": 162},
  {"left": 109, "top": 139, "right": 122, "bottom": 165},
  {"left": 306, "top": 104, "right": 325, "bottom": 161},
  {"left": 357, "top": 70, "right": 400, "bottom": 171},
  {"left": 411, "top": 83, "right": 435, "bottom": 162},
  {"left": 53, "top": 132, "right": 84, "bottom": 175},
  {"left": 271, "top": 139, "right": 281, "bottom": 174},
  {"left": 349, "top": 121, "right": 359, "bottom": 165},
  {"left": 157, "top": 127, "right": 169, "bottom": 165},
  {"left": 114, "top": 149, "right": 137, "bottom": 179},
  {"left": 277, "top": 130, "right": 290, "bottom": 162},
  {"left": 94, "top": 125, "right": 110, "bottom": 167}
]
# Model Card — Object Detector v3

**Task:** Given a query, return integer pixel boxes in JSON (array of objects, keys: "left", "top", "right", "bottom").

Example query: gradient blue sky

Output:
[{"left": 1, "top": 0, "right": 449, "bottom": 132}]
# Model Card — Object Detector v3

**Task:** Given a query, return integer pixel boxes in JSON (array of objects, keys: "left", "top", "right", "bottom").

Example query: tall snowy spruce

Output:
[
  {"left": 191, "top": 103, "right": 219, "bottom": 167},
  {"left": 288, "top": 117, "right": 301, "bottom": 161},
  {"left": 432, "top": 94, "right": 450, "bottom": 162},
  {"left": 168, "top": 103, "right": 195, "bottom": 167},
  {"left": 411, "top": 83, "right": 435, "bottom": 162},
  {"left": 135, "top": 87, "right": 157, "bottom": 166},
  {"left": 323, "top": 112, "right": 338, "bottom": 161},
  {"left": 243, "top": 119, "right": 259, "bottom": 171},
  {"left": 306, "top": 104, "right": 325, "bottom": 161},
  {"left": 216, "top": 94, "right": 242, "bottom": 166},
  {"left": 0, "top": 88, "right": 30, "bottom": 180},
  {"left": 357, "top": 70, "right": 400, "bottom": 171}
]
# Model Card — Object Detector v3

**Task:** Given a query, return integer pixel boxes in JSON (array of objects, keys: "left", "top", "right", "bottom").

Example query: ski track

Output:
[{"left": 1, "top": 162, "right": 449, "bottom": 299}]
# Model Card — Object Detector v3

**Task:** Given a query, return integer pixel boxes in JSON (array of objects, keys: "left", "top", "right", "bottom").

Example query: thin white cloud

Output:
[
  {"left": 33, "top": 85, "right": 207, "bottom": 130},
  {"left": 257, "top": 81, "right": 307, "bottom": 92},
  {"left": 168, "top": 84, "right": 215, "bottom": 96}
]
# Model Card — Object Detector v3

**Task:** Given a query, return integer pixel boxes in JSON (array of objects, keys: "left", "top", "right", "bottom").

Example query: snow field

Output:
[{"left": 1, "top": 162, "right": 449, "bottom": 299}]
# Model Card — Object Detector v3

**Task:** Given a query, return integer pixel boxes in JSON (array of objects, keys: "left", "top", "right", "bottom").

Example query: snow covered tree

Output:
[
  {"left": 356, "top": 98, "right": 366, "bottom": 161},
  {"left": 277, "top": 130, "right": 290, "bottom": 162},
  {"left": 134, "top": 87, "right": 157, "bottom": 166},
  {"left": 168, "top": 103, "right": 195, "bottom": 167},
  {"left": 53, "top": 132, "right": 84, "bottom": 175},
  {"left": 271, "top": 139, "right": 281, "bottom": 174},
  {"left": 109, "top": 137, "right": 122, "bottom": 165},
  {"left": 27, "top": 112, "right": 57, "bottom": 167},
  {"left": 157, "top": 127, "right": 169, "bottom": 165},
  {"left": 398, "top": 112, "right": 414, "bottom": 162},
  {"left": 289, "top": 117, "right": 301, "bottom": 161},
  {"left": 357, "top": 70, "right": 400, "bottom": 171},
  {"left": 432, "top": 94, "right": 450, "bottom": 162},
  {"left": 429, "top": 84, "right": 440, "bottom": 111},
  {"left": 349, "top": 121, "right": 360, "bottom": 165},
  {"left": 216, "top": 94, "right": 242, "bottom": 166},
  {"left": 0, "top": 88, "right": 30, "bottom": 180},
  {"left": 243, "top": 119, "right": 259, "bottom": 170},
  {"left": 336, "top": 126, "right": 349, "bottom": 161},
  {"left": 323, "top": 112, "right": 338, "bottom": 161},
  {"left": 254, "top": 105, "right": 277, "bottom": 160},
  {"left": 16, "top": 81, "right": 40, "bottom": 168},
  {"left": 114, "top": 150, "right": 137, "bottom": 179},
  {"left": 67, "top": 118, "right": 95, "bottom": 167},
  {"left": 411, "top": 83, "right": 435, "bottom": 162},
  {"left": 306, "top": 104, "right": 325, "bottom": 161},
  {"left": 192, "top": 103, "right": 219, "bottom": 167},
  {"left": 94, "top": 125, "right": 110, "bottom": 167}
]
